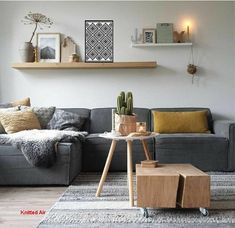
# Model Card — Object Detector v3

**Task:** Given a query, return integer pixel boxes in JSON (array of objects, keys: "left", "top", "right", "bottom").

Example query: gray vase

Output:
[{"left": 19, "top": 42, "right": 35, "bottom": 62}]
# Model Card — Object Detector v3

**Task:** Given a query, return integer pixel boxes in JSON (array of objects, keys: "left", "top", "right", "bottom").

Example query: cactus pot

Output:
[{"left": 115, "top": 113, "right": 136, "bottom": 136}]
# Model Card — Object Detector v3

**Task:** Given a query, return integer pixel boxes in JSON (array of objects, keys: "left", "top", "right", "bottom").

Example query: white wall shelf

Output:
[{"left": 131, "top": 43, "right": 193, "bottom": 47}]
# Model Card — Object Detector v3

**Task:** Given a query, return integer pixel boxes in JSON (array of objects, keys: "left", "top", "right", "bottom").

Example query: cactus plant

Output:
[
  {"left": 127, "top": 97, "right": 133, "bottom": 115},
  {"left": 117, "top": 95, "right": 122, "bottom": 114},
  {"left": 116, "top": 91, "right": 134, "bottom": 115}
]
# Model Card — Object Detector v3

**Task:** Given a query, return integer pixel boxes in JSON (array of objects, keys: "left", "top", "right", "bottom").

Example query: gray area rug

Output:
[{"left": 38, "top": 172, "right": 235, "bottom": 228}]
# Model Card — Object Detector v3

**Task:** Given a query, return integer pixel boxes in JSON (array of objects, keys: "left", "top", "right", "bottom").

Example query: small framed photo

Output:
[
  {"left": 37, "top": 33, "right": 60, "bottom": 62},
  {"left": 143, "top": 29, "right": 156, "bottom": 43}
]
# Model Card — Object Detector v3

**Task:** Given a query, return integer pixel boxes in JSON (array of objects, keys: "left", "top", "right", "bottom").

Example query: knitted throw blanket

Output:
[{"left": 0, "top": 129, "right": 87, "bottom": 168}]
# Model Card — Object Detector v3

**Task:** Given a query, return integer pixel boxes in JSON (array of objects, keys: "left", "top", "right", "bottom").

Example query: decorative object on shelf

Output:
[
  {"left": 37, "top": 33, "right": 60, "bottom": 63},
  {"left": 173, "top": 31, "right": 185, "bottom": 43},
  {"left": 85, "top": 20, "right": 113, "bottom": 63},
  {"left": 156, "top": 23, "right": 173, "bottom": 43},
  {"left": 143, "top": 29, "right": 156, "bottom": 43},
  {"left": 187, "top": 24, "right": 190, "bottom": 42},
  {"left": 183, "top": 20, "right": 192, "bottom": 42},
  {"left": 19, "top": 42, "right": 35, "bottom": 62},
  {"left": 131, "top": 28, "right": 142, "bottom": 44},
  {"left": 136, "top": 122, "right": 147, "bottom": 133},
  {"left": 69, "top": 54, "right": 79, "bottom": 63},
  {"left": 20, "top": 12, "right": 53, "bottom": 62},
  {"left": 115, "top": 91, "right": 136, "bottom": 136},
  {"left": 34, "top": 47, "right": 38, "bottom": 62},
  {"left": 61, "top": 37, "right": 78, "bottom": 62}
]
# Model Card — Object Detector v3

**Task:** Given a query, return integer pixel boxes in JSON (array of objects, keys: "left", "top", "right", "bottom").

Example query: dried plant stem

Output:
[{"left": 29, "top": 23, "right": 38, "bottom": 43}]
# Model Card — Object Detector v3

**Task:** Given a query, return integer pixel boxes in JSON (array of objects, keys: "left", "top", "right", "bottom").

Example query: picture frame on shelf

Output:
[
  {"left": 156, "top": 23, "right": 173, "bottom": 43},
  {"left": 37, "top": 33, "right": 60, "bottom": 63},
  {"left": 85, "top": 20, "right": 113, "bottom": 63},
  {"left": 143, "top": 28, "right": 156, "bottom": 43}
]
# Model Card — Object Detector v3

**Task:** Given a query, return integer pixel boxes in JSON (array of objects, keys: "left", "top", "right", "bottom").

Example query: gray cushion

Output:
[
  {"left": 61, "top": 108, "right": 90, "bottom": 132},
  {"left": 151, "top": 107, "right": 213, "bottom": 132},
  {"left": 48, "top": 109, "right": 85, "bottom": 131},
  {"left": 89, "top": 108, "right": 151, "bottom": 133},
  {"left": 20, "top": 106, "right": 56, "bottom": 129},
  {"left": 155, "top": 133, "right": 228, "bottom": 171}
]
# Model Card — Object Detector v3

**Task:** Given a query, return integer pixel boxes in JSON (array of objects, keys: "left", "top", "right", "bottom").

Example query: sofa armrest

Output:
[{"left": 213, "top": 120, "right": 235, "bottom": 170}]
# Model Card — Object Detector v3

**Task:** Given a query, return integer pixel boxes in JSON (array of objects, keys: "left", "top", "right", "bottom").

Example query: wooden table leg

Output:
[
  {"left": 127, "top": 140, "right": 134, "bottom": 207},
  {"left": 96, "top": 140, "right": 117, "bottom": 197},
  {"left": 141, "top": 139, "right": 152, "bottom": 160}
]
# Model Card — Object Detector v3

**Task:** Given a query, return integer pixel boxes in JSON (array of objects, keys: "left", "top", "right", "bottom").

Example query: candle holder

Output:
[
  {"left": 109, "top": 108, "right": 119, "bottom": 136},
  {"left": 136, "top": 122, "right": 147, "bottom": 133}
]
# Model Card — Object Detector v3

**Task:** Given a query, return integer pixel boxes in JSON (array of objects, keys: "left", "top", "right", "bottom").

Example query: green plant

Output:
[{"left": 116, "top": 91, "right": 134, "bottom": 115}]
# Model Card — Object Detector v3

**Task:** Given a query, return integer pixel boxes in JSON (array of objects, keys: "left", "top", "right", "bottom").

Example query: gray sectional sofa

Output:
[{"left": 0, "top": 107, "right": 234, "bottom": 185}]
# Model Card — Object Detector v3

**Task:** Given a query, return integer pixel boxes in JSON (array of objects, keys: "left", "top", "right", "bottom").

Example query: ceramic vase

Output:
[{"left": 19, "top": 42, "right": 35, "bottom": 62}]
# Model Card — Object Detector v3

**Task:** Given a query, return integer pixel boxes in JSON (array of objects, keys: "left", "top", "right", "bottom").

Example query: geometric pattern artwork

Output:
[{"left": 85, "top": 20, "right": 113, "bottom": 62}]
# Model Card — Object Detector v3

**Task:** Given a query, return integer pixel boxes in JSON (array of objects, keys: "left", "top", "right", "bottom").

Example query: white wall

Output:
[{"left": 0, "top": 1, "right": 234, "bottom": 119}]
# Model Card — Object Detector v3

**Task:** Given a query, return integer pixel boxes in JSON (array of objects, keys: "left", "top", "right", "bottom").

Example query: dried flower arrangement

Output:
[{"left": 21, "top": 12, "right": 53, "bottom": 43}]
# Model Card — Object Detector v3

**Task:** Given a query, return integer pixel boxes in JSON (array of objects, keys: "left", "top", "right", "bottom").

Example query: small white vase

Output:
[{"left": 19, "top": 42, "right": 35, "bottom": 62}]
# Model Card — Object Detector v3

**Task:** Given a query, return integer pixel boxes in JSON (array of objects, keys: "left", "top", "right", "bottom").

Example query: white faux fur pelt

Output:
[{"left": 0, "top": 130, "right": 87, "bottom": 168}]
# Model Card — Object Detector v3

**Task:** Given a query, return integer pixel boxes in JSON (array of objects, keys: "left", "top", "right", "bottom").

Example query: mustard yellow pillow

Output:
[
  {"left": 11, "top": 97, "right": 31, "bottom": 107},
  {"left": 0, "top": 110, "right": 41, "bottom": 134},
  {"left": 153, "top": 111, "right": 209, "bottom": 133}
]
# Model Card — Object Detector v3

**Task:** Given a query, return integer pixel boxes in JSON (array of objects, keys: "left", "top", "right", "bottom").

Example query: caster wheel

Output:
[
  {"left": 140, "top": 208, "right": 149, "bottom": 218},
  {"left": 199, "top": 207, "right": 209, "bottom": 216}
]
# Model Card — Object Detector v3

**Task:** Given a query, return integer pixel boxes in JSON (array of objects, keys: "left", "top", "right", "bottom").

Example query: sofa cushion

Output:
[
  {"left": 20, "top": 106, "right": 56, "bottom": 129},
  {"left": 152, "top": 111, "right": 209, "bottom": 133},
  {"left": 48, "top": 109, "right": 85, "bottom": 131},
  {"left": 151, "top": 108, "right": 213, "bottom": 132},
  {"left": 0, "top": 142, "right": 82, "bottom": 185},
  {"left": 61, "top": 108, "right": 90, "bottom": 132},
  {"left": 0, "top": 110, "right": 41, "bottom": 134},
  {"left": 90, "top": 108, "right": 151, "bottom": 133},
  {"left": 0, "top": 107, "right": 20, "bottom": 133},
  {"left": 155, "top": 133, "right": 228, "bottom": 171}
]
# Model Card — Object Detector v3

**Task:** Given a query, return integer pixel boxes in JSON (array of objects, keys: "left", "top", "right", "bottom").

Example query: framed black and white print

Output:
[
  {"left": 143, "top": 29, "right": 156, "bottom": 43},
  {"left": 37, "top": 33, "right": 60, "bottom": 63},
  {"left": 85, "top": 20, "right": 113, "bottom": 62}
]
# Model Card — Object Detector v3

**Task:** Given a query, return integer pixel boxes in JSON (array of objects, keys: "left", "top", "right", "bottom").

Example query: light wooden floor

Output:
[
  {"left": 0, "top": 186, "right": 234, "bottom": 228},
  {"left": 0, "top": 186, "right": 66, "bottom": 228}
]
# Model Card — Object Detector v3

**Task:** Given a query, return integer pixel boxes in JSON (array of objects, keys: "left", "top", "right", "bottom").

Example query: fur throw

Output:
[{"left": 0, "top": 129, "right": 87, "bottom": 167}]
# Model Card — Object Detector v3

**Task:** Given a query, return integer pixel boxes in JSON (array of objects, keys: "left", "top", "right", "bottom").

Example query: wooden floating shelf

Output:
[
  {"left": 12, "top": 62, "right": 157, "bottom": 69},
  {"left": 131, "top": 43, "right": 193, "bottom": 47}
]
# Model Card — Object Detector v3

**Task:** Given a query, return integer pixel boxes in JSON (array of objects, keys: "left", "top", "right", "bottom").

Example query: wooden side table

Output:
[{"left": 96, "top": 133, "right": 157, "bottom": 207}]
